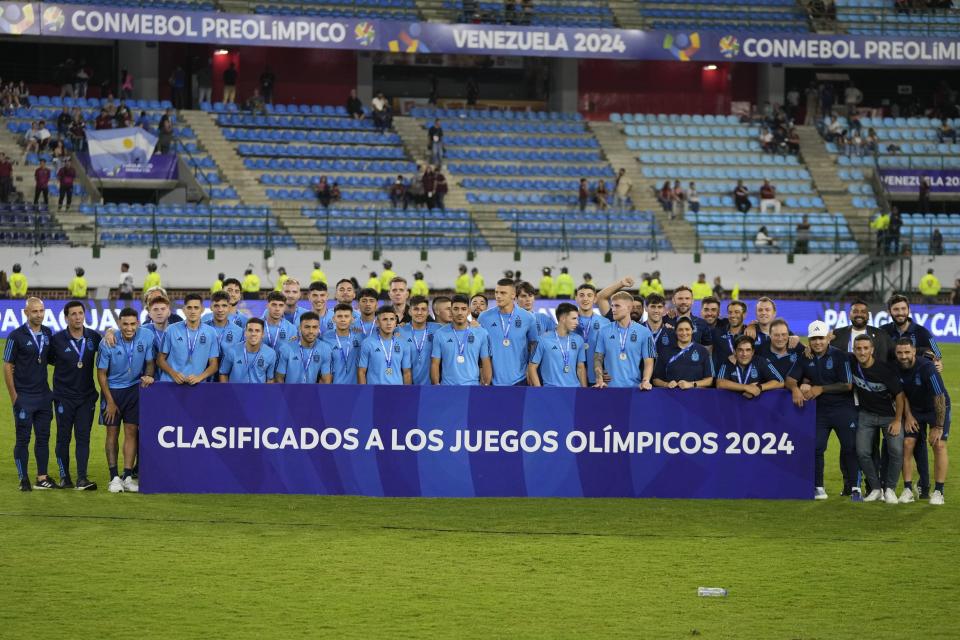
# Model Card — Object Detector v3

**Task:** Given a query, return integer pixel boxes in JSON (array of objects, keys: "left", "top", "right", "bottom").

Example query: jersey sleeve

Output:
[
  {"left": 595, "top": 330, "right": 607, "bottom": 356},
  {"left": 218, "top": 351, "right": 233, "bottom": 376},
  {"left": 641, "top": 334, "right": 655, "bottom": 360},
  {"left": 265, "top": 352, "right": 277, "bottom": 380},
  {"left": 702, "top": 350, "right": 715, "bottom": 378},
  {"left": 318, "top": 343, "right": 333, "bottom": 375},
  {"left": 431, "top": 332, "right": 443, "bottom": 359},
  {"left": 208, "top": 328, "right": 221, "bottom": 359},
  {"left": 358, "top": 341, "right": 370, "bottom": 369},
  {"left": 525, "top": 315, "right": 539, "bottom": 344},
  {"left": 401, "top": 342, "right": 412, "bottom": 370},
  {"left": 97, "top": 346, "right": 111, "bottom": 370},
  {"left": 160, "top": 328, "right": 173, "bottom": 355},
  {"left": 717, "top": 363, "right": 728, "bottom": 381},
  {"left": 3, "top": 337, "right": 16, "bottom": 363},
  {"left": 788, "top": 355, "right": 807, "bottom": 381},
  {"left": 576, "top": 339, "right": 587, "bottom": 364},
  {"left": 760, "top": 360, "right": 784, "bottom": 383},
  {"left": 275, "top": 350, "right": 288, "bottom": 376},
  {"left": 478, "top": 329, "right": 490, "bottom": 359},
  {"left": 529, "top": 340, "right": 544, "bottom": 365}
]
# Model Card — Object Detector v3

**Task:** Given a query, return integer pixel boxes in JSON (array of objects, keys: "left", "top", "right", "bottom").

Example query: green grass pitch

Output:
[{"left": 0, "top": 339, "right": 957, "bottom": 638}]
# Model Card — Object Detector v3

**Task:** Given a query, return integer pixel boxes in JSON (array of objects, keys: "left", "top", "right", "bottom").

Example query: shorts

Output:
[
  {"left": 909, "top": 409, "right": 951, "bottom": 441},
  {"left": 100, "top": 385, "right": 140, "bottom": 427}
]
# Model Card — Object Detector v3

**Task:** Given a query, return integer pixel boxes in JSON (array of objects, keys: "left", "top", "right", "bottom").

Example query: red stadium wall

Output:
[
  {"left": 578, "top": 60, "right": 757, "bottom": 116},
  {"left": 158, "top": 44, "right": 357, "bottom": 105}
]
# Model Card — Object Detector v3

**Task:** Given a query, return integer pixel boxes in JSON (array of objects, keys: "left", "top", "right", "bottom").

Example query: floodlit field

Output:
[{"left": 0, "top": 339, "right": 956, "bottom": 638}]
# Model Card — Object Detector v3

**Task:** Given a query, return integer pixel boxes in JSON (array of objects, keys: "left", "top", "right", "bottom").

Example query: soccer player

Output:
[
  {"left": 356, "top": 288, "right": 380, "bottom": 338},
  {"left": 204, "top": 291, "right": 245, "bottom": 355},
  {"left": 221, "top": 277, "right": 247, "bottom": 328},
  {"left": 96, "top": 307, "right": 155, "bottom": 493},
  {"left": 141, "top": 295, "right": 174, "bottom": 358},
  {"left": 851, "top": 334, "right": 906, "bottom": 504},
  {"left": 157, "top": 293, "right": 220, "bottom": 384},
  {"left": 573, "top": 283, "right": 611, "bottom": 387},
  {"left": 652, "top": 317, "right": 714, "bottom": 390},
  {"left": 712, "top": 300, "right": 747, "bottom": 369},
  {"left": 49, "top": 300, "right": 101, "bottom": 489},
  {"left": 431, "top": 294, "right": 492, "bottom": 385},
  {"left": 387, "top": 276, "right": 412, "bottom": 324},
  {"left": 528, "top": 302, "right": 586, "bottom": 387},
  {"left": 397, "top": 295, "right": 441, "bottom": 385},
  {"left": 830, "top": 299, "right": 895, "bottom": 362},
  {"left": 323, "top": 303, "right": 363, "bottom": 384},
  {"left": 219, "top": 318, "right": 278, "bottom": 383},
  {"left": 716, "top": 335, "right": 783, "bottom": 399},
  {"left": 594, "top": 291, "right": 655, "bottom": 389},
  {"left": 469, "top": 293, "right": 487, "bottom": 320},
  {"left": 281, "top": 278, "right": 306, "bottom": 325},
  {"left": 262, "top": 291, "right": 299, "bottom": 355},
  {"left": 763, "top": 319, "right": 802, "bottom": 385},
  {"left": 596, "top": 276, "right": 633, "bottom": 318},
  {"left": 358, "top": 306, "right": 412, "bottom": 385},
  {"left": 276, "top": 312, "right": 332, "bottom": 384},
  {"left": 334, "top": 278, "right": 357, "bottom": 307},
  {"left": 881, "top": 294, "right": 942, "bottom": 369},
  {"left": 643, "top": 293, "right": 676, "bottom": 359},
  {"left": 517, "top": 280, "right": 557, "bottom": 335},
  {"left": 895, "top": 338, "right": 950, "bottom": 505},
  {"left": 4, "top": 297, "right": 56, "bottom": 490},
  {"left": 477, "top": 278, "right": 540, "bottom": 386},
  {"left": 787, "top": 320, "right": 857, "bottom": 500},
  {"left": 664, "top": 285, "right": 713, "bottom": 348},
  {"left": 308, "top": 281, "right": 332, "bottom": 337},
  {"left": 432, "top": 295, "right": 453, "bottom": 325}
]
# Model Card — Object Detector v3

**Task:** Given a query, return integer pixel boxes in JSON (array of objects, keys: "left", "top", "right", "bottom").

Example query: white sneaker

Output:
[
  {"left": 863, "top": 489, "right": 883, "bottom": 502},
  {"left": 898, "top": 488, "right": 915, "bottom": 504},
  {"left": 121, "top": 476, "right": 139, "bottom": 493},
  {"left": 930, "top": 490, "right": 945, "bottom": 505},
  {"left": 814, "top": 487, "right": 828, "bottom": 500},
  {"left": 108, "top": 476, "right": 124, "bottom": 493},
  {"left": 884, "top": 488, "right": 899, "bottom": 504}
]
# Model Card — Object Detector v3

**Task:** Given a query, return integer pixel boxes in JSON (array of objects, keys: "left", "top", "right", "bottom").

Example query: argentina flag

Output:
[{"left": 86, "top": 127, "right": 159, "bottom": 176}]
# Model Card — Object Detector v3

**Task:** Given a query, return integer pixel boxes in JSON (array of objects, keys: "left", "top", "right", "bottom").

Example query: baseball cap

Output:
[{"left": 807, "top": 320, "right": 829, "bottom": 338}]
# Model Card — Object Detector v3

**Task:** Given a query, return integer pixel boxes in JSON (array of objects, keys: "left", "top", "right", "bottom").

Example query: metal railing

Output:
[
  {"left": 509, "top": 206, "right": 661, "bottom": 255},
  {"left": 692, "top": 208, "right": 849, "bottom": 256},
  {"left": 0, "top": 208, "right": 65, "bottom": 252}
]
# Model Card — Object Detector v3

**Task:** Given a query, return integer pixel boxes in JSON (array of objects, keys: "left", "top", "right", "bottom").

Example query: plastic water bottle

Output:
[{"left": 698, "top": 587, "right": 728, "bottom": 597}]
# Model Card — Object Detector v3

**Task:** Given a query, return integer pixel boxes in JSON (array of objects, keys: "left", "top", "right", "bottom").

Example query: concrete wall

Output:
[{"left": 118, "top": 41, "right": 159, "bottom": 100}]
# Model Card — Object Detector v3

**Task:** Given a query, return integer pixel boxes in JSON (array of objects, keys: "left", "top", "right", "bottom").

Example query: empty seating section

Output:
[
  {"left": 638, "top": 0, "right": 809, "bottom": 32},
  {"left": 0, "top": 206, "right": 67, "bottom": 245},
  {"left": 903, "top": 214, "right": 960, "bottom": 255},
  {"left": 54, "top": 0, "right": 215, "bottom": 10},
  {"left": 497, "top": 209, "right": 671, "bottom": 251},
  {"left": 304, "top": 207, "right": 488, "bottom": 249},
  {"left": 253, "top": 0, "right": 418, "bottom": 20},
  {"left": 836, "top": 0, "right": 960, "bottom": 36},
  {"left": 444, "top": 1, "right": 614, "bottom": 26},
  {"left": 694, "top": 212, "right": 858, "bottom": 253},
  {"left": 79, "top": 203, "right": 296, "bottom": 248}
]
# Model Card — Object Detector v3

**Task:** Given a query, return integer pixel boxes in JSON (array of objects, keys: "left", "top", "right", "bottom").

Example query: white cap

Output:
[{"left": 808, "top": 320, "right": 829, "bottom": 338}]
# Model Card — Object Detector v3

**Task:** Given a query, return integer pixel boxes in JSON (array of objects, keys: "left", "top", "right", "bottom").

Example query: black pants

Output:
[
  {"left": 34, "top": 186, "right": 48, "bottom": 206},
  {"left": 0, "top": 176, "right": 12, "bottom": 202},
  {"left": 815, "top": 415, "right": 858, "bottom": 490},
  {"left": 58, "top": 185, "right": 73, "bottom": 208},
  {"left": 735, "top": 197, "right": 751, "bottom": 213},
  {"left": 13, "top": 396, "right": 53, "bottom": 480},
  {"left": 54, "top": 396, "right": 96, "bottom": 480}
]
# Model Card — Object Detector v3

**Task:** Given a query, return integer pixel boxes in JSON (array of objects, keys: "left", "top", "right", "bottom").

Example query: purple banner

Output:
[
  {"left": 1, "top": 2, "right": 957, "bottom": 66},
  {"left": 880, "top": 169, "right": 960, "bottom": 194},
  {"left": 79, "top": 151, "right": 178, "bottom": 180},
  {"left": 140, "top": 383, "right": 813, "bottom": 498}
]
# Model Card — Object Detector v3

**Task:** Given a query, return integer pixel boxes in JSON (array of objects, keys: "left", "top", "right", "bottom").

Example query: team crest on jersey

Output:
[
  {"left": 825, "top": 357, "right": 833, "bottom": 369},
  {"left": 569, "top": 340, "right": 577, "bottom": 349},
  {"left": 353, "top": 339, "right": 360, "bottom": 348},
  {"left": 691, "top": 351, "right": 700, "bottom": 362},
  {"left": 137, "top": 344, "right": 144, "bottom": 352},
  {"left": 750, "top": 369, "right": 759, "bottom": 379},
  {"left": 515, "top": 318, "right": 522, "bottom": 328},
  {"left": 789, "top": 354, "right": 797, "bottom": 363},
  {"left": 257, "top": 357, "right": 264, "bottom": 367},
  {"left": 915, "top": 375, "right": 922, "bottom": 386},
  {"left": 468, "top": 334, "right": 475, "bottom": 343},
  {"left": 312, "top": 354, "right": 320, "bottom": 363},
  {"left": 199, "top": 335, "right": 207, "bottom": 344},
  {"left": 631, "top": 332, "right": 638, "bottom": 342},
  {"left": 661, "top": 335, "right": 669, "bottom": 345},
  {"left": 393, "top": 344, "right": 401, "bottom": 353}
]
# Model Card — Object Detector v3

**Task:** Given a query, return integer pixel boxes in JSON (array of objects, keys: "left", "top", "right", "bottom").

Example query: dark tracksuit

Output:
[
  {"left": 49, "top": 328, "right": 102, "bottom": 480},
  {"left": 4, "top": 324, "right": 55, "bottom": 480}
]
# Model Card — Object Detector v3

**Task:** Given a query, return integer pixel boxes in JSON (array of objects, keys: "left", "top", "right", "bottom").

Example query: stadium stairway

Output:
[
  {"left": 608, "top": 0, "right": 645, "bottom": 27},
  {"left": 589, "top": 120, "right": 698, "bottom": 252},
  {"left": 177, "top": 110, "right": 314, "bottom": 248},
  {"left": 795, "top": 125, "right": 873, "bottom": 251}
]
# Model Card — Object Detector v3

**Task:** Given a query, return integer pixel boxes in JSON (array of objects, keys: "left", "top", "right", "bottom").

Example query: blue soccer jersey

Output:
[
  {"left": 322, "top": 309, "right": 362, "bottom": 336},
  {"left": 717, "top": 357, "right": 783, "bottom": 385},
  {"left": 4, "top": 324, "right": 54, "bottom": 397},
  {"left": 229, "top": 312, "right": 249, "bottom": 329},
  {"left": 645, "top": 322, "right": 678, "bottom": 361},
  {"left": 283, "top": 305, "right": 307, "bottom": 326},
  {"left": 219, "top": 344, "right": 278, "bottom": 383},
  {"left": 664, "top": 315, "right": 714, "bottom": 347},
  {"left": 398, "top": 322, "right": 442, "bottom": 385},
  {"left": 204, "top": 318, "right": 245, "bottom": 354},
  {"left": 530, "top": 331, "right": 586, "bottom": 387},
  {"left": 49, "top": 328, "right": 101, "bottom": 401},
  {"left": 97, "top": 329, "right": 155, "bottom": 389},
  {"left": 790, "top": 347, "right": 855, "bottom": 414},
  {"left": 881, "top": 319, "right": 942, "bottom": 359},
  {"left": 595, "top": 321, "right": 656, "bottom": 388},
  {"left": 764, "top": 348, "right": 804, "bottom": 382},
  {"left": 532, "top": 311, "right": 558, "bottom": 336},
  {"left": 573, "top": 312, "right": 610, "bottom": 385},
  {"left": 358, "top": 334, "right": 411, "bottom": 385},
  {"left": 142, "top": 323, "right": 171, "bottom": 357},
  {"left": 323, "top": 332, "right": 363, "bottom": 384},
  {"left": 899, "top": 357, "right": 951, "bottom": 421},
  {"left": 654, "top": 343, "right": 714, "bottom": 383},
  {"left": 262, "top": 318, "right": 299, "bottom": 355},
  {"left": 431, "top": 325, "right": 491, "bottom": 386},
  {"left": 159, "top": 322, "right": 221, "bottom": 381},
  {"left": 277, "top": 340, "right": 333, "bottom": 384},
  {"left": 478, "top": 305, "right": 540, "bottom": 386}
]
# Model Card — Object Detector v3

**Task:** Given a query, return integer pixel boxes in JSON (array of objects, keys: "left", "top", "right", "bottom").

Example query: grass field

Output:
[{"left": 1, "top": 339, "right": 957, "bottom": 639}]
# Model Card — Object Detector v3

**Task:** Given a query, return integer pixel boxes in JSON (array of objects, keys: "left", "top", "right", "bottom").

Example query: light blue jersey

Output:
[
  {"left": 283, "top": 305, "right": 308, "bottom": 326},
  {"left": 353, "top": 316, "right": 378, "bottom": 340},
  {"left": 277, "top": 340, "right": 333, "bottom": 383},
  {"left": 204, "top": 318, "right": 245, "bottom": 353},
  {"left": 431, "top": 325, "right": 491, "bottom": 386},
  {"left": 159, "top": 322, "right": 221, "bottom": 381},
  {"left": 322, "top": 332, "right": 363, "bottom": 384},
  {"left": 532, "top": 311, "right": 558, "bottom": 336},
  {"left": 142, "top": 322, "right": 170, "bottom": 356},
  {"left": 530, "top": 331, "right": 586, "bottom": 387},
  {"left": 397, "top": 322, "right": 442, "bottom": 385},
  {"left": 573, "top": 312, "right": 611, "bottom": 385},
  {"left": 358, "top": 333, "right": 411, "bottom": 385},
  {"left": 97, "top": 329, "right": 155, "bottom": 389},
  {"left": 219, "top": 344, "right": 278, "bottom": 383},
  {"left": 322, "top": 309, "right": 362, "bottom": 336},
  {"left": 595, "top": 321, "right": 656, "bottom": 388},
  {"left": 262, "top": 318, "right": 299, "bottom": 355},
  {"left": 229, "top": 312, "right": 249, "bottom": 329},
  {"left": 478, "top": 305, "right": 540, "bottom": 386}
]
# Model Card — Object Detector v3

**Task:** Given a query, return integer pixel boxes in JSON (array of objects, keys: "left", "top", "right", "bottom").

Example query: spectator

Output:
[
  {"left": 48, "top": 139, "right": 66, "bottom": 170},
  {"left": 115, "top": 100, "right": 131, "bottom": 128},
  {"left": 196, "top": 60, "right": 212, "bottom": 106},
  {"left": 819, "top": 83, "right": 835, "bottom": 118},
  {"left": 56, "top": 106, "right": 71, "bottom": 138},
  {"left": 656, "top": 180, "right": 672, "bottom": 212},
  {"left": 406, "top": 166, "right": 425, "bottom": 209},
  {"left": 246, "top": 88, "right": 266, "bottom": 115},
  {"left": 259, "top": 66, "right": 275, "bottom": 104},
  {"left": 0, "top": 153, "right": 11, "bottom": 203},
  {"left": 57, "top": 158, "right": 76, "bottom": 211},
  {"left": 687, "top": 181, "right": 700, "bottom": 214},
  {"left": 69, "top": 110, "right": 86, "bottom": 152},
  {"left": 315, "top": 175, "right": 332, "bottom": 209},
  {"left": 423, "top": 166, "right": 437, "bottom": 209},
  {"left": 466, "top": 77, "right": 479, "bottom": 106},
  {"left": 346, "top": 89, "right": 364, "bottom": 120},
  {"left": 330, "top": 181, "right": 341, "bottom": 206},
  {"left": 871, "top": 211, "right": 890, "bottom": 254},
  {"left": 33, "top": 158, "right": 50, "bottom": 208},
  {"left": 95, "top": 108, "right": 112, "bottom": 130},
  {"left": 120, "top": 68, "right": 134, "bottom": 99},
  {"left": 428, "top": 118, "right": 444, "bottom": 167},
  {"left": 371, "top": 92, "right": 392, "bottom": 133},
  {"left": 734, "top": 179, "right": 751, "bottom": 213},
  {"left": 614, "top": 168, "right": 632, "bottom": 209},
  {"left": 170, "top": 66, "right": 186, "bottom": 109},
  {"left": 759, "top": 179, "right": 781, "bottom": 214},
  {"left": 755, "top": 226, "right": 778, "bottom": 252},
  {"left": 931, "top": 228, "right": 944, "bottom": 255},
  {"left": 135, "top": 110, "right": 151, "bottom": 132},
  {"left": 847, "top": 130, "right": 864, "bottom": 157},
  {"left": 937, "top": 119, "right": 957, "bottom": 144},
  {"left": 843, "top": 82, "right": 862, "bottom": 117},
  {"left": 389, "top": 175, "right": 405, "bottom": 209},
  {"left": 578, "top": 178, "right": 589, "bottom": 213},
  {"left": 435, "top": 170, "right": 448, "bottom": 211},
  {"left": 595, "top": 179, "right": 609, "bottom": 211},
  {"left": 59, "top": 59, "right": 76, "bottom": 98},
  {"left": 952, "top": 279, "right": 960, "bottom": 306},
  {"left": 786, "top": 128, "right": 801, "bottom": 154},
  {"left": 825, "top": 114, "right": 843, "bottom": 141},
  {"left": 21, "top": 121, "right": 41, "bottom": 159},
  {"left": 222, "top": 62, "right": 237, "bottom": 104},
  {"left": 865, "top": 127, "right": 879, "bottom": 154},
  {"left": 919, "top": 176, "right": 931, "bottom": 213},
  {"left": 760, "top": 127, "right": 776, "bottom": 153},
  {"left": 794, "top": 214, "right": 811, "bottom": 254},
  {"left": 888, "top": 208, "right": 902, "bottom": 255},
  {"left": 671, "top": 179, "right": 685, "bottom": 220},
  {"left": 157, "top": 117, "right": 174, "bottom": 154},
  {"left": 73, "top": 62, "right": 90, "bottom": 97},
  {"left": 804, "top": 81, "right": 819, "bottom": 125}
]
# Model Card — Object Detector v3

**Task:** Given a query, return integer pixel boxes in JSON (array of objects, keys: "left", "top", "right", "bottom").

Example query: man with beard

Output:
[
  {"left": 593, "top": 292, "right": 655, "bottom": 390},
  {"left": 699, "top": 296, "right": 728, "bottom": 335},
  {"left": 469, "top": 293, "right": 487, "bottom": 321},
  {"left": 762, "top": 319, "right": 804, "bottom": 385},
  {"left": 744, "top": 296, "right": 801, "bottom": 353},
  {"left": 712, "top": 300, "right": 747, "bottom": 370},
  {"left": 596, "top": 276, "right": 643, "bottom": 323},
  {"left": 881, "top": 294, "right": 941, "bottom": 368},
  {"left": 664, "top": 285, "right": 712, "bottom": 348},
  {"left": 830, "top": 299, "right": 895, "bottom": 362}
]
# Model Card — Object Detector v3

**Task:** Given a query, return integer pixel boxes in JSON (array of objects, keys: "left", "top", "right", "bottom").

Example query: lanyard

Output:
[
  {"left": 578, "top": 316, "right": 592, "bottom": 344},
  {"left": 668, "top": 344, "right": 694, "bottom": 365},
  {"left": 299, "top": 343, "right": 316, "bottom": 378},
  {"left": 265, "top": 322, "right": 281, "bottom": 349},
  {"left": 454, "top": 329, "right": 469, "bottom": 357},
  {"left": 335, "top": 333, "right": 352, "bottom": 367},
  {"left": 27, "top": 328, "right": 45, "bottom": 361},
  {"left": 185, "top": 326, "right": 200, "bottom": 360},
  {"left": 242, "top": 348, "right": 260, "bottom": 383},
  {"left": 69, "top": 333, "right": 86, "bottom": 363},
  {"left": 735, "top": 363, "right": 754, "bottom": 384},
  {"left": 379, "top": 335, "right": 394, "bottom": 369},
  {"left": 121, "top": 337, "right": 135, "bottom": 373},
  {"left": 411, "top": 328, "right": 427, "bottom": 356},
  {"left": 554, "top": 331, "right": 571, "bottom": 369},
  {"left": 360, "top": 320, "right": 374, "bottom": 337},
  {"left": 499, "top": 310, "right": 515, "bottom": 342},
  {"left": 646, "top": 322, "right": 663, "bottom": 344},
  {"left": 152, "top": 326, "right": 166, "bottom": 353},
  {"left": 617, "top": 325, "right": 629, "bottom": 355}
]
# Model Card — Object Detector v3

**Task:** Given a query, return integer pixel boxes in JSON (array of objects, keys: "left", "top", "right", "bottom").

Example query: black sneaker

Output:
[
  {"left": 840, "top": 487, "right": 852, "bottom": 497},
  {"left": 75, "top": 478, "right": 97, "bottom": 491},
  {"left": 59, "top": 475, "right": 74, "bottom": 489},
  {"left": 18, "top": 479, "right": 31, "bottom": 492},
  {"left": 33, "top": 476, "right": 59, "bottom": 490},
  {"left": 919, "top": 490, "right": 931, "bottom": 500}
]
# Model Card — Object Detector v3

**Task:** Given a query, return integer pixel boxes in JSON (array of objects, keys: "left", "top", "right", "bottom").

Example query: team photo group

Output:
[{"left": 3, "top": 268, "right": 949, "bottom": 505}]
